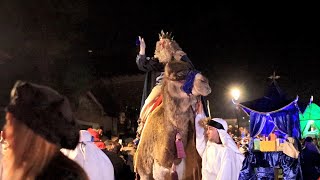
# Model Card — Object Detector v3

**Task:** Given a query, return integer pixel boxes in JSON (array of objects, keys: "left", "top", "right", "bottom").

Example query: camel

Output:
[{"left": 134, "top": 60, "right": 211, "bottom": 180}]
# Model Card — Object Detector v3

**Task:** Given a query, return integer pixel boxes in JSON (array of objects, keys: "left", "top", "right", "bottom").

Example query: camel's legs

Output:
[
  {"left": 152, "top": 162, "right": 170, "bottom": 180},
  {"left": 175, "top": 159, "right": 186, "bottom": 180},
  {"left": 138, "top": 173, "right": 153, "bottom": 180}
]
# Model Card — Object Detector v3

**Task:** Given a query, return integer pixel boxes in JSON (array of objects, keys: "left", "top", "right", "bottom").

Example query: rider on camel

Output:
[{"left": 135, "top": 30, "right": 209, "bottom": 144}]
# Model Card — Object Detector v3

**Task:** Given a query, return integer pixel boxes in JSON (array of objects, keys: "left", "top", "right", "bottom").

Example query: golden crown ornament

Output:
[{"left": 159, "top": 30, "right": 174, "bottom": 40}]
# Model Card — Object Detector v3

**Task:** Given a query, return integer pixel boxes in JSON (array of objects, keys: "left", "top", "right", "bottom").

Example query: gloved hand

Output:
[
  {"left": 138, "top": 36, "right": 146, "bottom": 55},
  {"left": 173, "top": 50, "right": 186, "bottom": 60}
]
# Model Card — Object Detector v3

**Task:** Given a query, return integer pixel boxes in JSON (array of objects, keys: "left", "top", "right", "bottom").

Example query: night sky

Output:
[
  {"left": 91, "top": 2, "right": 320, "bottom": 117},
  {"left": 0, "top": 1, "right": 319, "bottom": 118}
]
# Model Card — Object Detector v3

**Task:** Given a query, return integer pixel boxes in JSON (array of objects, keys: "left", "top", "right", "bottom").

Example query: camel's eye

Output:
[
  {"left": 200, "top": 78, "right": 207, "bottom": 83},
  {"left": 176, "top": 71, "right": 187, "bottom": 79}
]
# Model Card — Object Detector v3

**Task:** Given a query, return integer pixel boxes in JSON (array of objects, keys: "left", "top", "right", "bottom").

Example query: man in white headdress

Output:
[
  {"left": 61, "top": 130, "right": 114, "bottom": 180},
  {"left": 195, "top": 102, "right": 244, "bottom": 180}
]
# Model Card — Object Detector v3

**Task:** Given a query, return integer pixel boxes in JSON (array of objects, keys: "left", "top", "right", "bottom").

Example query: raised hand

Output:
[
  {"left": 138, "top": 36, "right": 146, "bottom": 55},
  {"left": 0, "top": 131, "right": 3, "bottom": 143},
  {"left": 195, "top": 98, "right": 204, "bottom": 115}
]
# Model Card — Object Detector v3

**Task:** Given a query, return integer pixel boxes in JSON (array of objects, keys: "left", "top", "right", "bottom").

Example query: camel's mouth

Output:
[
  {"left": 202, "top": 87, "right": 211, "bottom": 96},
  {"left": 205, "top": 88, "right": 212, "bottom": 96},
  {"left": 192, "top": 86, "right": 211, "bottom": 97}
]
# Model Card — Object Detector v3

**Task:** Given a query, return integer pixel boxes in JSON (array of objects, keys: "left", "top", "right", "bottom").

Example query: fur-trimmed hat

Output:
[{"left": 6, "top": 80, "right": 80, "bottom": 149}]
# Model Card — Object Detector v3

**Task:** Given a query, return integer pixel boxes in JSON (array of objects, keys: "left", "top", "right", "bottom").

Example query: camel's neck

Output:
[
  {"left": 163, "top": 80, "right": 194, "bottom": 113},
  {"left": 165, "top": 95, "right": 192, "bottom": 112},
  {"left": 162, "top": 80, "right": 196, "bottom": 131}
]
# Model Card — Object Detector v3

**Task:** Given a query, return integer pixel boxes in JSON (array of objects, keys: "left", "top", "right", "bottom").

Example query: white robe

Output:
[
  {"left": 195, "top": 113, "right": 244, "bottom": 180},
  {"left": 61, "top": 130, "right": 115, "bottom": 180}
]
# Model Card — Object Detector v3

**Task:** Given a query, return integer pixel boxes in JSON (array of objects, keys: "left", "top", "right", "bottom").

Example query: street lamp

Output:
[
  {"left": 231, "top": 88, "right": 240, "bottom": 101},
  {"left": 231, "top": 88, "right": 241, "bottom": 137}
]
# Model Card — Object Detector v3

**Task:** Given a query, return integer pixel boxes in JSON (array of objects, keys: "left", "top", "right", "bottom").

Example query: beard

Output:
[
  {"left": 154, "top": 39, "right": 174, "bottom": 64},
  {"left": 154, "top": 49, "right": 173, "bottom": 64}
]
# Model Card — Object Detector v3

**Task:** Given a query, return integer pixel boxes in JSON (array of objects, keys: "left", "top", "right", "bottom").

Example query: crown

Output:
[{"left": 158, "top": 30, "right": 174, "bottom": 40}]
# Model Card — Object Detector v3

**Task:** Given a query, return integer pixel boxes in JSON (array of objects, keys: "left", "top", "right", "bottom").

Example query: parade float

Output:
[
  {"left": 236, "top": 74, "right": 302, "bottom": 179},
  {"left": 299, "top": 97, "right": 320, "bottom": 138}
]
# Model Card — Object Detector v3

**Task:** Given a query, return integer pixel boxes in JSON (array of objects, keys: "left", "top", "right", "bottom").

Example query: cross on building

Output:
[{"left": 268, "top": 71, "right": 280, "bottom": 82}]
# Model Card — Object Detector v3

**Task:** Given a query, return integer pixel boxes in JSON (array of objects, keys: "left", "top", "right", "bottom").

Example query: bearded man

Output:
[{"left": 135, "top": 31, "right": 202, "bottom": 141}]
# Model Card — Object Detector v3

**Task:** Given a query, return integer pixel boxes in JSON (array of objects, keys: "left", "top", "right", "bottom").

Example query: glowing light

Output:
[{"left": 231, "top": 88, "right": 240, "bottom": 101}]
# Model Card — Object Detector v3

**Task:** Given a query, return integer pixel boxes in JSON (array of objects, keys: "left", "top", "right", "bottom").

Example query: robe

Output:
[
  {"left": 61, "top": 130, "right": 114, "bottom": 180},
  {"left": 195, "top": 113, "right": 244, "bottom": 180}
]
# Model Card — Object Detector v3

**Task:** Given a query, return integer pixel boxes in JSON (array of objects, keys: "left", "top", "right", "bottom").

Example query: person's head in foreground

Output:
[
  {"left": 206, "top": 118, "right": 228, "bottom": 144},
  {"left": 2, "top": 80, "right": 88, "bottom": 180}
]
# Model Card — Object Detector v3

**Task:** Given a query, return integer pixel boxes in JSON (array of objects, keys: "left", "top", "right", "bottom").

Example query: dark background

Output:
[{"left": 0, "top": 1, "right": 319, "bottom": 120}]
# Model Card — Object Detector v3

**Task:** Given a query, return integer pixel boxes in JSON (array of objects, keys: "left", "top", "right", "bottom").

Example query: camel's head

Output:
[
  {"left": 191, "top": 73, "right": 211, "bottom": 96},
  {"left": 164, "top": 60, "right": 192, "bottom": 81},
  {"left": 164, "top": 61, "right": 211, "bottom": 97}
]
